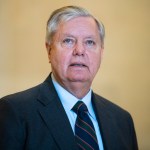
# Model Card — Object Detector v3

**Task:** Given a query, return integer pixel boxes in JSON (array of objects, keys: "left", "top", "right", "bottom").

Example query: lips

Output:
[
  {"left": 70, "top": 63, "right": 87, "bottom": 67},
  {"left": 70, "top": 63, "right": 86, "bottom": 67}
]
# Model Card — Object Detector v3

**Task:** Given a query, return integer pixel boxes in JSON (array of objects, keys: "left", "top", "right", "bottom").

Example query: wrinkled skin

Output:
[{"left": 46, "top": 17, "right": 104, "bottom": 98}]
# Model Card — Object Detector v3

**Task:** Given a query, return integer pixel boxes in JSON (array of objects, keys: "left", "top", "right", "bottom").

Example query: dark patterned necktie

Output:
[{"left": 72, "top": 101, "right": 99, "bottom": 150}]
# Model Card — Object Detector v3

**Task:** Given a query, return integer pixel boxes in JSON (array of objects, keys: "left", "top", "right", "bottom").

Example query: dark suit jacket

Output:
[{"left": 0, "top": 75, "right": 138, "bottom": 150}]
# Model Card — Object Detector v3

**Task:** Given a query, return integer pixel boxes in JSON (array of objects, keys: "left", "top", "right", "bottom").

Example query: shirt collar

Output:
[{"left": 51, "top": 74, "right": 96, "bottom": 120}]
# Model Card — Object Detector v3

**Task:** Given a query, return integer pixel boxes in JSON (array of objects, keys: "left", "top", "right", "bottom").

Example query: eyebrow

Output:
[
  {"left": 62, "top": 33, "right": 96, "bottom": 39},
  {"left": 61, "top": 34, "right": 75, "bottom": 38}
]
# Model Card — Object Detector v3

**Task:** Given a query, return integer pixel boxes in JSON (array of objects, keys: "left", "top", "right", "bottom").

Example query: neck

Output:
[
  {"left": 62, "top": 81, "right": 91, "bottom": 99},
  {"left": 52, "top": 73, "right": 91, "bottom": 99}
]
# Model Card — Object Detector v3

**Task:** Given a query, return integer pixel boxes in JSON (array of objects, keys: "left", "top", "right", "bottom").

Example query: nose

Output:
[{"left": 73, "top": 41, "right": 85, "bottom": 56}]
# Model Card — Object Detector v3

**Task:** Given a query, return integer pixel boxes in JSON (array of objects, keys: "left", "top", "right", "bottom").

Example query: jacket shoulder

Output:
[
  {"left": 93, "top": 93, "right": 131, "bottom": 117},
  {"left": 0, "top": 83, "right": 42, "bottom": 104}
]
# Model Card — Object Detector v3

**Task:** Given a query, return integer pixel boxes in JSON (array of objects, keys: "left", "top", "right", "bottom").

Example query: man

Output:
[{"left": 0, "top": 6, "right": 138, "bottom": 150}]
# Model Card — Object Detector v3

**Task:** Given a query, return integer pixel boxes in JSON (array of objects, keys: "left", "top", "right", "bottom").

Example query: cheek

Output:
[
  {"left": 90, "top": 53, "right": 101, "bottom": 69},
  {"left": 50, "top": 50, "right": 70, "bottom": 70}
]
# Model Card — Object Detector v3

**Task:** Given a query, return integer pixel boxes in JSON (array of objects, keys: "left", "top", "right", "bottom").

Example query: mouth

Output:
[{"left": 70, "top": 63, "right": 87, "bottom": 67}]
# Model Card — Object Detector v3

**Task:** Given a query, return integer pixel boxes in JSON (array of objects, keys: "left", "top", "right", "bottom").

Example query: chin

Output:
[{"left": 68, "top": 76, "right": 90, "bottom": 82}]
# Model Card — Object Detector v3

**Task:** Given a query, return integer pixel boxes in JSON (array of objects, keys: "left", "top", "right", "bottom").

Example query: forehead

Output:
[{"left": 55, "top": 17, "right": 99, "bottom": 38}]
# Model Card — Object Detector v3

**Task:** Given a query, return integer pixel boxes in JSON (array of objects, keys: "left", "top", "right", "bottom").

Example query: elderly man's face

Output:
[{"left": 46, "top": 17, "right": 103, "bottom": 88}]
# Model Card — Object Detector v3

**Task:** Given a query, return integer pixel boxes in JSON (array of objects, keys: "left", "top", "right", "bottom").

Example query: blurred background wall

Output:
[{"left": 0, "top": 0, "right": 149, "bottom": 149}]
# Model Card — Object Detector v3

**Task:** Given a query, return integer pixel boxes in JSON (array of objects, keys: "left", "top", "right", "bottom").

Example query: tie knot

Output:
[{"left": 72, "top": 101, "right": 88, "bottom": 114}]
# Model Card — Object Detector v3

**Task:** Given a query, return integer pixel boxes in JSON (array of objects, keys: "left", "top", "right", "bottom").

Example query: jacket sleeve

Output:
[
  {"left": 128, "top": 113, "right": 139, "bottom": 150},
  {"left": 0, "top": 98, "right": 25, "bottom": 150}
]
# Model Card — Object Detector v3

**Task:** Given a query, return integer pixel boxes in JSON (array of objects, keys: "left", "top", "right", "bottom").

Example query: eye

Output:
[
  {"left": 84, "top": 39, "right": 97, "bottom": 50},
  {"left": 61, "top": 38, "right": 76, "bottom": 48},
  {"left": 63, "top": 38, "right": 72, "bottom": 44},
  {"left": 61, "top": 37, "right": 76, "bottom": 48},
  {"left": 85, "top": 40, "right": 96, "bottom": 46}
]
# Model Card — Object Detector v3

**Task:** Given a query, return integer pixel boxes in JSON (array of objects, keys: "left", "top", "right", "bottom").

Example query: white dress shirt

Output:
[{"left": 52, "top": 75, "right": 104, "bottom": 150}]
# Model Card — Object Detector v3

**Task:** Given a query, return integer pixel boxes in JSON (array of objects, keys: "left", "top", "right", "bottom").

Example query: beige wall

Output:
[{"left": 0, "top": 0, "right": 150, "bottom": 149}]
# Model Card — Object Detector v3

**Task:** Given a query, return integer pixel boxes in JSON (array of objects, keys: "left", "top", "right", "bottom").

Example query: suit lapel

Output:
[
  {"left": 37, "top": 75, "right": 78, "bottom": 150},
  {"left": 36, "top": 75, "right": 116, "bottom": 150},
  {"left": 92, "top": 93, "right": 115, "bottom": 150}
]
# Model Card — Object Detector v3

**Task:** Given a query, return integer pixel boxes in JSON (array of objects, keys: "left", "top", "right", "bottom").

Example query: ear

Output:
[
  {"left": 100, "top": 45, "right": 104, "bottom": 60},
  {"left": 101, "top": 46, "right": 104, "bottom": 55},
  {"left": 45, "top": 42, "right": 51, "bottom": 63}
]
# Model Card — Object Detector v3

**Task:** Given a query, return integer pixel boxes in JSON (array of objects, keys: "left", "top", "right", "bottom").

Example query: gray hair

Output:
[{"left": 46, "top": 6, "right": 105, "bottom": 47}]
